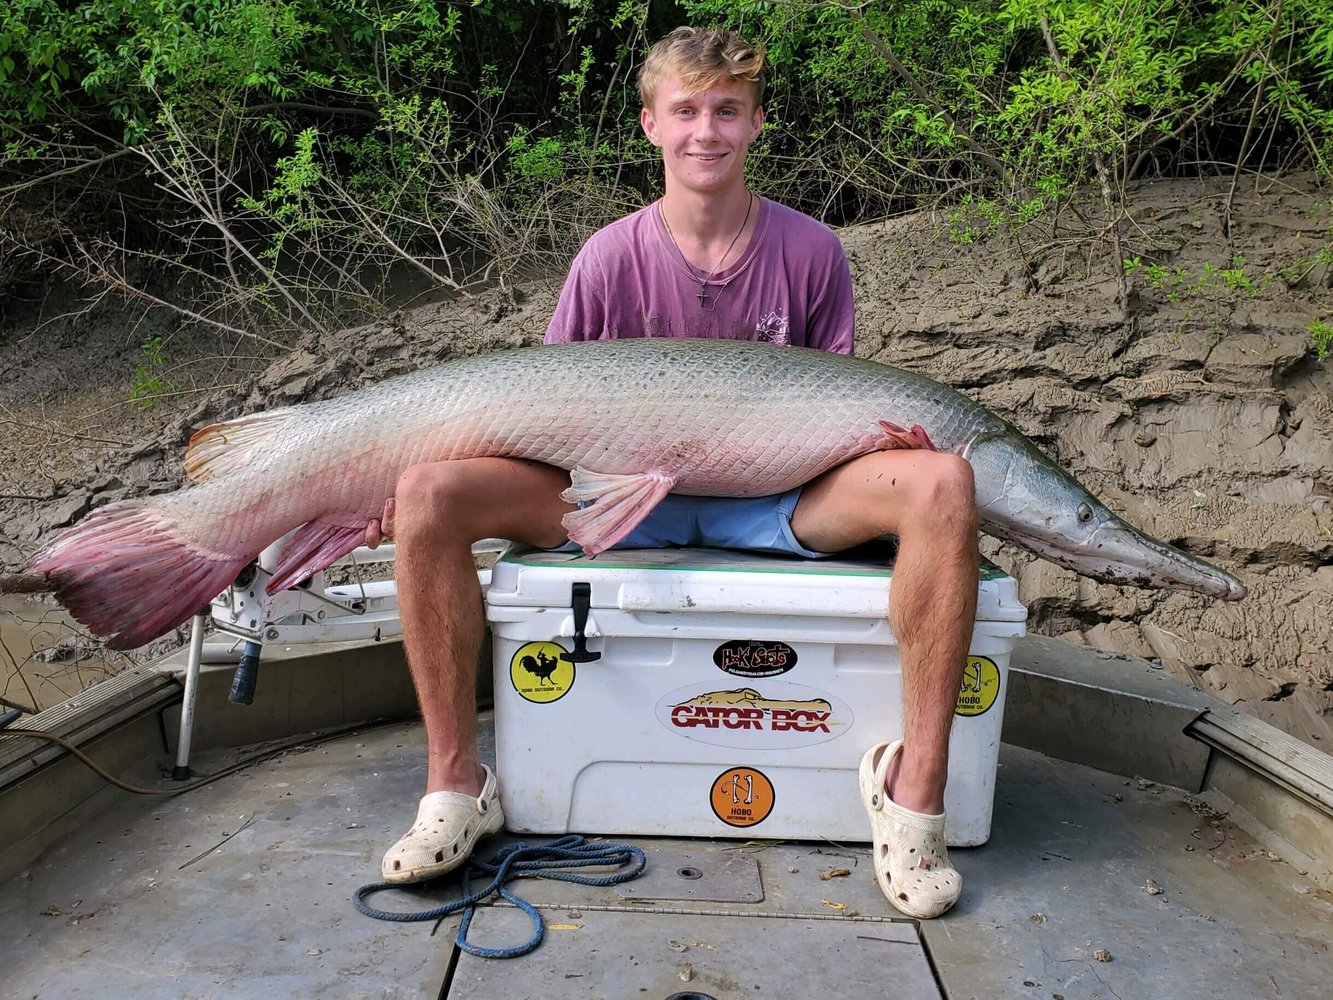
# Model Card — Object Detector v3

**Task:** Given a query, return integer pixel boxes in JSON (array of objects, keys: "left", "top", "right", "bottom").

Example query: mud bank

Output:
[{"left": 1, "top": 173, "right": 1329, "bottom": 741}]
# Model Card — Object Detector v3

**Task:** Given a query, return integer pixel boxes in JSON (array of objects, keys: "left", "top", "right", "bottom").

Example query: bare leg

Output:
[
  {"left": 376, "top": 458, "right": 576, "bottom": 882},
  {"left": 391, "top": 458, "right": 574, "bottom": 796},
  {"left": 881, "top": 475, "right": 977, "bottom": 813},
  {"left": 790, "top": 450, "right": 978, "bottom": 812},
  {"left": 791, "top": 449, "right": 976, "bottom": 917}
]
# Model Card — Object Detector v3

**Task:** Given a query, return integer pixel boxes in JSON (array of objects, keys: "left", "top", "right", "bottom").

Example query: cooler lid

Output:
[{"left": 486, "top": 546, "right": 1028, "bottom": 623}]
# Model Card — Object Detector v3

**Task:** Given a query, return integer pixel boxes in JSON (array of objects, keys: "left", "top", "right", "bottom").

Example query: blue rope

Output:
[{"left": 353, "top": 835, "right": 646, "bottom": 959}]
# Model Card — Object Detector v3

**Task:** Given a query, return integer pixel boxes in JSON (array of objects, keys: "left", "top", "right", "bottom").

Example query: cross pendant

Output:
[{"left": 697, "top": 286, "right": 708, "bottom": 306}]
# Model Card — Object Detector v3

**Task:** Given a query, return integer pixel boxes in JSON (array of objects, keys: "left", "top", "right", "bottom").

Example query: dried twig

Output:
[
  {"left": 178, "top": 813, "right": 258, "bottom": 870},
  {"left": 0, "top": 573, "right": 53, "bottom": 595},
  {"left": 1224, "top": 1, "right": 1288, "bottom": 241}
]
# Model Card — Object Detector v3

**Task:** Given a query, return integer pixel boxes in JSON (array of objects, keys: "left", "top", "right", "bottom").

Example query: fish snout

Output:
[{"left": 1083, "top": 522, "right": 1247, "bottom": 602}]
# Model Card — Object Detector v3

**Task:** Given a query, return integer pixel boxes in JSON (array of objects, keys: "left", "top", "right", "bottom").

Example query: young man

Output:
[{"left": 373, "top": 27, "right": 978, "bottom": 920}]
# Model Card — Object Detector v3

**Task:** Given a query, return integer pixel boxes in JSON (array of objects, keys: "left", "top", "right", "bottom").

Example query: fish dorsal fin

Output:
[
  {"left": 184, "top": 410, "right": 291, "bottom": 483},
  {"left": 560, "top": 467, "right": 677, "bottom": 556}
]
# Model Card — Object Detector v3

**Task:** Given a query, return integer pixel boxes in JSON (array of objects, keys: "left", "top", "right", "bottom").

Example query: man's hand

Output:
[{"left": 365, "top": 497, "right": 396, "bottom": 549}]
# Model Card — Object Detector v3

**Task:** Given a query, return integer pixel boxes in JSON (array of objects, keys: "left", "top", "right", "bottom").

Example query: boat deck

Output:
[{"left": 5, "top": 712, "right": 1330, "bottom": 999}]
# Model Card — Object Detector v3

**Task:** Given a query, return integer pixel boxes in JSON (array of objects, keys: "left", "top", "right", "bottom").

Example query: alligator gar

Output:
[{"left": 19, "top": 338, "right": 1245, "bottom": 648}]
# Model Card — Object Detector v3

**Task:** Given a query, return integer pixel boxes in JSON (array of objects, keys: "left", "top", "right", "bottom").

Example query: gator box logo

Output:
[
  {"left": 656, "top": 680, "right": 852, "bottom": 749},
  {"left": 712, "top": 638, "right": 797, "bottom": 677}
]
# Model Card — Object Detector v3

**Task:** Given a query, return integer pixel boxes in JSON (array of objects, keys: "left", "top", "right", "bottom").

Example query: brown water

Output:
[{"left": 0, "top": 594, "right": 120, "bottom": 715}]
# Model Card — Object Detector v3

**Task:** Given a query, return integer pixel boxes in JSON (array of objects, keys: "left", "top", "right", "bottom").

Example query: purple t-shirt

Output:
[{"left": 545, "top": 198, "right": 854, "bottom": 354}]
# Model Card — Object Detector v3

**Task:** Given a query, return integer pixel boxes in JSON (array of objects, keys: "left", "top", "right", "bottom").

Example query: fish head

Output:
[{"left": 965, "top": 431, "right": 1247, "bottom": 602}]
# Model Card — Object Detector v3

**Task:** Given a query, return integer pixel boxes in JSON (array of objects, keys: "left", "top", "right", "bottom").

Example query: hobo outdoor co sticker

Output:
[
  {"left": 509, "top": 640, "right": 575, "bottom": 704},
  {"left": 710, "top": 766, "right": 776, "bottom": 828},
  {"left": 955, "top": 655, "right": 1001, "bottom": 717}
]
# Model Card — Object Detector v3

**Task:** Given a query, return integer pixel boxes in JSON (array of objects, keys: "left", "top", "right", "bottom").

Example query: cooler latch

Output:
[{"left": 561, "top": 582, "right": 602, "bottom": 664}]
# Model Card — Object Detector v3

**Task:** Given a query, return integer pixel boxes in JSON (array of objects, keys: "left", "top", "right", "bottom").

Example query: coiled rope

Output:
[{"left": 353, "top": 834, "right": 646, "bottom": 959}]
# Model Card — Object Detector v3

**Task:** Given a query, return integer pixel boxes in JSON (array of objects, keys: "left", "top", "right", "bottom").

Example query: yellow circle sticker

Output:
[
  {"left": 955, "top": 655, "right": 1001, "bottom": 717},
  {"left": 509, "top": 641, "right": 575, "bottom": 704},
  {"left": 710, "top": 766, "right": 776, "bottom": 828}
]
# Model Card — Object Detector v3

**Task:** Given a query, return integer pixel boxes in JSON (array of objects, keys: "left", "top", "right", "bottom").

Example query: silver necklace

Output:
[{"left": 661, "top": 193, "right": 755, "bottom": 307}]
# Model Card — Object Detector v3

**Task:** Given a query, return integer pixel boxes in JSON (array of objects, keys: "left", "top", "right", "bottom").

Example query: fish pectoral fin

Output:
[
  {"left": 560, "top": 468, "right": 677, "bottom": 556},
  {"left": 875, "top": 420, "right": 938, "bottom": 452},
  {"left": 185, "top": 410, "right": 293, "bottom": 483},
  {"left": 266, "top": 520, "right": 367, "bottom": 593}
]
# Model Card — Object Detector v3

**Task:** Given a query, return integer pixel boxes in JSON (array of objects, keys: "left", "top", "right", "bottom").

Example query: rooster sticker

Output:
[
  {"left": 521, "top": 649, "right": 561, "bottom": 686},
  {"left": 509, "top": 640, "right": 575, "bottom": 704}
]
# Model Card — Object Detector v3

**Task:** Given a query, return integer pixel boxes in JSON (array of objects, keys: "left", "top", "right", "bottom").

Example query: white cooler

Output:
[{"left": 485, "top": 546, "right": 1027, "bottom": 846}]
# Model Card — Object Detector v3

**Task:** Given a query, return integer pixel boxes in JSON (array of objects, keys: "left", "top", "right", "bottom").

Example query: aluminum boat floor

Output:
[{"left": 3, "top": 715, "right": 1330, "bottom": 999}]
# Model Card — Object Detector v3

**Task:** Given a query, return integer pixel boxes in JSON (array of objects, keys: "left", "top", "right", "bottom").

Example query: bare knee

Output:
[
  {"left": 393, "top": 463, "right": 485, "bottom": 542},
  {"left": 901, "top": 454, "right": 977, "bottom": 535},
  {"left": 393, "top": 458, "right": 571, "bottom": 548}
]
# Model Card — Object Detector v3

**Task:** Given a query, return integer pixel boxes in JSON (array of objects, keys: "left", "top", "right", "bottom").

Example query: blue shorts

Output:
[{"left": 551, "top": 487, "right": 830, "bottom": 559}]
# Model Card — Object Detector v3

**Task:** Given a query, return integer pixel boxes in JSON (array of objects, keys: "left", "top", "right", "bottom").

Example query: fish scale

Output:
[{"left": 22, "top": 338, "right": 1244, "bottom": 650}]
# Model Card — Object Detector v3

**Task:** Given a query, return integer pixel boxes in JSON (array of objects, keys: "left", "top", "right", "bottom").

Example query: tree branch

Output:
[
  {"left": 1039, "top": 16, "right": 1131, "bottom": 319},
  {"left": 840, "top": 2, "right": 1010, "bottom": 188}
]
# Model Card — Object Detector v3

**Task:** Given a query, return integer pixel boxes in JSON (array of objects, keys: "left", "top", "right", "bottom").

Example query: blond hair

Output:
[{"left": 637, "top": 26, "right": 766, "bottom": 109}]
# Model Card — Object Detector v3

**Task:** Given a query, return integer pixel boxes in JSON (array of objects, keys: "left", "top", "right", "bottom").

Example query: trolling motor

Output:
[
  {"left": 209, "top": 541, "right": 399, "bottom": 706},
  {"left": 172, "top": 537, "right": 399, "bottom": 779},
  {"left": 223, "top": 563, "right": 265, "bottom": 706},
  {"left": 169, "top": 535, "right": 505, "bottom": 777},
  {"left": 227, "top": 641, "right": 265, "bottom": 705}
]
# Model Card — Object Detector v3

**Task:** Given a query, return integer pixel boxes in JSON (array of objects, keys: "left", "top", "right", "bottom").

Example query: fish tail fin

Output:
[
  {"left": 27, "top": 500, "right": 250, "bottom": 650},
  {"left": 185, "top": 410, "right": 292, "bottom": 483},
  {"left": 266, "top": 520, "right": 368, "bottom": 594}
]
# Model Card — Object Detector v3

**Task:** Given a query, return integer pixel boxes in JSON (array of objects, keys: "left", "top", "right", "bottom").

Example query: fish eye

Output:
[{"left": 1077, "top": 502, "right": 1093, "bottom": 523}]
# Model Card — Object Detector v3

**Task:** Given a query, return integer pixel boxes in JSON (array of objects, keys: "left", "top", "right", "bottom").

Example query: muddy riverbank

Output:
[{"left": 2, "top": 173, "right": 1329, "bottom": 741}]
